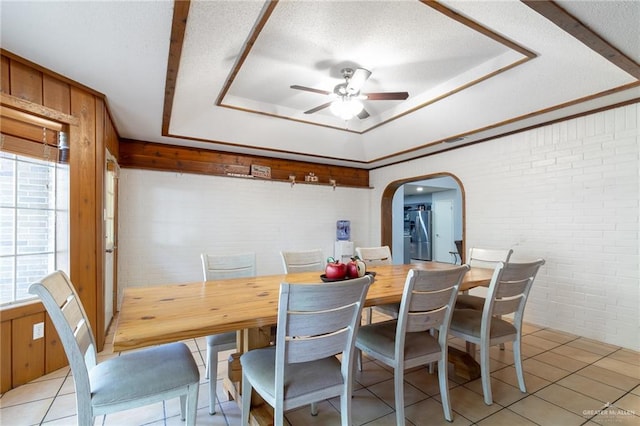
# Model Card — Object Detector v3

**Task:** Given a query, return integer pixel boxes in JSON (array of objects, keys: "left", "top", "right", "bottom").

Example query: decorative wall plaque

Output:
[{"left": 251, "top": 164, "right": 271, "bottom": 178}]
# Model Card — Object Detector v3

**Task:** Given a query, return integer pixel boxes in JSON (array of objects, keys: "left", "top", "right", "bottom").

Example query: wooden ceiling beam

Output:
[{"left": 522, "top": 0, "right": 640, "bottom": 80}]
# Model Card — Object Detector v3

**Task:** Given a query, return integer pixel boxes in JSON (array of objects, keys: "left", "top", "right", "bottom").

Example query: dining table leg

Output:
[
  {"left": 224, "top": 326, "right": 274, "bottom": 425},
  {"left": 448, "top": 346, "right": 481, "bottom": 380}
]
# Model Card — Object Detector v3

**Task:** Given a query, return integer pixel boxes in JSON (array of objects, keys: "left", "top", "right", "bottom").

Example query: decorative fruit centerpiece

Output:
[
  {"left": 346, "top": 256, "right": 366, "bottom": 278},
  {"left": 325, "top": 257, "right": 348, "bottom": 279}
]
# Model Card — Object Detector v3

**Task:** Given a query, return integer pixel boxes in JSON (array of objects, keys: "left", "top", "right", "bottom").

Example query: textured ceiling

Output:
[{"left": 2, "top": 1, "right": 639, "bottom": 169}]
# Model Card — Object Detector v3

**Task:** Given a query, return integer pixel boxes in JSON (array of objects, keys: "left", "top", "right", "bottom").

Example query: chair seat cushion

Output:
[
  {"left": 356, "top": 320, "right": 442, "bottom": 362},
  {"left": 240, "top": 347, "right": 343, "bottom": 402},
  {"left": 450, "top": 309, "right": 516, "bottom": 339},
  {"left": 89, "top": 342, "right": 199, "bottom": 410},
  {"left": 207, "top": 332, "right": 236, "bottom": 348},
  {"left": 455, "top": 294, "right": 485, "bottom": 310}
]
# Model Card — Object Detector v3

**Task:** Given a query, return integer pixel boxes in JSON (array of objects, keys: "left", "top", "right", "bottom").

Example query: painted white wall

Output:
[
  {"left": 118, "top": 103, "right": 638, "bottom": 350},
  {"left": 117, "top": 172, "right": 372, "bottom": 295},
  {"left": 370, "top": 103, "right": 639, "bottom": 350}
]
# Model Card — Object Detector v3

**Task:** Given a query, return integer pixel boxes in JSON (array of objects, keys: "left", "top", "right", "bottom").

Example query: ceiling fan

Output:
[{"left": 291, "top": 68, "right": 409, "bottom": 120}]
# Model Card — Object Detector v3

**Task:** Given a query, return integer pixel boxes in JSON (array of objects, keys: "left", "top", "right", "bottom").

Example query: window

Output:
[{"left": 0, "top": 151, "right": 69, "bottom": 306}]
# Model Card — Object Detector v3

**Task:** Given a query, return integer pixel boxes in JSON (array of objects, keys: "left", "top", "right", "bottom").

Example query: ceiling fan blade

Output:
[
  {"left": 357, "top": 109, "right": 370, "bottom": 119},
  {"left": 346, "top": 68, "right": 371, "bottom": 94},
  {"left": 290, "top": 85, "right": 332, "bottom": 96},
  {"left": 363, "top": 92, "right": 409, "bottom": 101},
  {"left": 304, "top": 101, "right": 333, "bottom": 114}
]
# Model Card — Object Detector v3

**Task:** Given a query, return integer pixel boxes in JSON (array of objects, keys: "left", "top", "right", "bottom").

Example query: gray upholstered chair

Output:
[
  {"left": 201, "top": 252, "right": 256, "bottom": 414},
  {"left": 240, "top": 275, "right": 372, "bottom": 425},
  {"left": 355, "top": 245, "right": 398, "bottom": 323},
  {"left": 280, "top": 249, "right": 325, "bottom": 273},
  {"left": 449, "top": 259, "right": 545, "bottom": 405},
  {"left": 355, "top": 265, "right": 469, "bottom": 425},
  {"left": 29, "top": 271, "right": 199, "bottom": 425}
]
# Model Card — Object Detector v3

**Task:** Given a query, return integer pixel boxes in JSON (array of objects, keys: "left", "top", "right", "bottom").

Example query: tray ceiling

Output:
[{"left": 2, "top": 0, "right": 639, "bottom": 169}]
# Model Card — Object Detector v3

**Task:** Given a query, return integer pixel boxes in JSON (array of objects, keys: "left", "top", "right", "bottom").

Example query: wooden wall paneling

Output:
[
  {"left": 11, "top": 313, "right": 45, "bottom": 387},
  {"left": 44, "top": 316, "right": 67, "bottom": 374},
  {"left": 0, "top": 52, "right": 115, "bottom": 390},
  {"left": 104, "top": 108, "right": 119, "bottom": 159},
  {"left": 2, "top": 50, "right": 105, "bottom": 100},
  {"left": 95, "top": 98, "right": 106, "bottom": 347},
  {"left": 1, "top": 56, "right": 9, "bottom": 94},
  {"left": 119, "top": 139, "right": 370, "bottom": 188},
  {"left": 0, "top": 321, "right": 11, "bottom": 393},
  {"left": 70, "top": 87, "right": 102, "bottom": 349},
  {"left": 9, "top": 60, "right": 43, "bottom": 104},
  {"left": 43, "top": 74, "right": 70, "bottom": 114}
]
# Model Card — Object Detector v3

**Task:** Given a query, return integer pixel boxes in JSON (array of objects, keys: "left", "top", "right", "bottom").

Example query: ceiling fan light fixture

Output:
[{"left": 330, "top": 97, "right": 364, "bottom": 120}]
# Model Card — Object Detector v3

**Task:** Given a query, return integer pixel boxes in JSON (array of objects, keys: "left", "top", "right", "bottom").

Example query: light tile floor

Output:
[{"left": 1, "top": 315, "right": 639, "bottom": 426}]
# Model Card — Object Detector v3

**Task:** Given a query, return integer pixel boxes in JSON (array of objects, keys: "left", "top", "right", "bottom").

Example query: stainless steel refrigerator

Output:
[{"left": 409, "top": 210, "right": 432, "bottom": 261}]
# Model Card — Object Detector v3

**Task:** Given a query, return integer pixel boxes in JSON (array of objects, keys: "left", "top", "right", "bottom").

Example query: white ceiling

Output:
[{"left": 2, "top": 1, "right": 639, "bottom": 169}]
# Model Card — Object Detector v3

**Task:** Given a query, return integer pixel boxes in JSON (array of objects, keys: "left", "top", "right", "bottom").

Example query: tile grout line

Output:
[{"left": 466, "top": 333, "right": 616, "bottom": 425}]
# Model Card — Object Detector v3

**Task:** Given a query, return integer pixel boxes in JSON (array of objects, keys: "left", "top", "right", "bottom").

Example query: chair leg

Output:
[
  {"left": 186, "top": 382, "right": 199, "bottom": 426},
  {"left": 365, "top": 307, "right": 373, "bottom": 325},
  {"left": 241, "top": 373, "right": 252, "bottom": 425},
  {"left": 438, "top": 356, "right": 453, "bottom": 422},
  {"left": 513, "top": 337, "right": 527, "bottom": 393},
  {"left": 480, "top": 342, "right": 493, "bottom": 405},
  {"left": 77, "top": 405, "right": 93, "bottom": 426},
  {"left": 205, "top": 345, "right": 211, "bottom": 379},
  {"left": 275, "top": 403, "right": 285, "bottom": 426},
  {"left": 180, "top": 394, "right": 186, "bottom": 420},
  {"left": 340, "top": 389, "right": 352, "bottom": 426},
  {"left": 208, "top": 346, "right": 218, "bottom": 414},
  {"left": 428, "top": 330, "right": 436, "bottom": 374},
  {"left": 497, "top": 316, "right": 505, "bottom": 350},
  {"left": 394, "top": 368, "right": 405, "bottom": 426},
  {"left": 310, "top": 402, "right": 318, "bottom": 416},
  {"left": 466, "top": 341, "right": 476, "bottom": 360},
  {"left": 356, "top": 348, "right": 363, "bottom": 371}
]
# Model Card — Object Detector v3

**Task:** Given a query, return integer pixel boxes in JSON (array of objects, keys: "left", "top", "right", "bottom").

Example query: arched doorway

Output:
[{"left": 381, "top": 173, "right": 465, "bottom": 264}]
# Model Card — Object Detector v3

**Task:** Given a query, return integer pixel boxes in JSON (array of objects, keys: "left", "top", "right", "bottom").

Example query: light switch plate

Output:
[{"left": 33, "top": 322, "right": 44, "bottom": 340}]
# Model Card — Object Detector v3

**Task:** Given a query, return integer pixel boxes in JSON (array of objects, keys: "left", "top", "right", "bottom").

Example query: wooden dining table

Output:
[
  {"left": 114, "top": 262, "right": 493, "bottom": 424},
  {"left": 114, "top": 262, "right": 492, "bottom": 351}
]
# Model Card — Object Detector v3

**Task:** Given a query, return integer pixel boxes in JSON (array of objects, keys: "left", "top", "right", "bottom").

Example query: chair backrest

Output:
[
  {"left": 355, "top": 246, "right": 392, "bottom": 266},
  {"left": 468, "top": 247, "right": 513, "bottom": 269},
  {"left": 482, "top": 259, "right": 545, "bottom": 327},
  {"left": 395, "top": 265, "right": 469, "bottom": 352},
  {"left": 29, "top": 271, "right": 96, "bottom": 400},
  {"left": 201, "top": 252, "right": 256, "bottom": 280},
  {"left": 280, "top": 249, "right": 325, "bottom": 273},
  {"left": 274, "top": 276, "right": 372, "bottom": 400}
]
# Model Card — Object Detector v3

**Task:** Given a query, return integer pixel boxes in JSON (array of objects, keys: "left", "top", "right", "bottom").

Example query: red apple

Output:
[
  {"left": 346, "top": 256, "right": 367, "bottom": 278},
  {"left": 325, "top": 257, "right": 347, "bottom": 279},
  {"left": 346, "top": 260, "right": 359, "bottom": 278}
]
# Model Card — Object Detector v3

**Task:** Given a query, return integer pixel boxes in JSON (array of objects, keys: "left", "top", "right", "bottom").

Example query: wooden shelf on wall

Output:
[{"left": 119, "top": 139, "right": 370, "bottom": 189}]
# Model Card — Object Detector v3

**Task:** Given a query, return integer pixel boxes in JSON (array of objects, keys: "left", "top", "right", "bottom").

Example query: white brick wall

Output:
[
  {"left": 118, "top": 103, "right": 638, "bottom": 350},
  {"left": 370, "top": 103, "right": 639, "bottom": 350}
]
